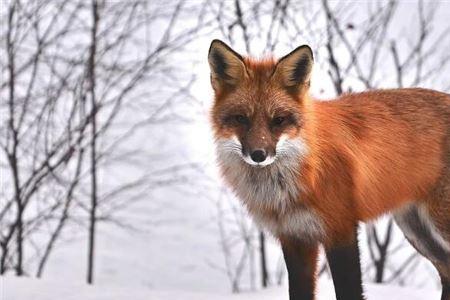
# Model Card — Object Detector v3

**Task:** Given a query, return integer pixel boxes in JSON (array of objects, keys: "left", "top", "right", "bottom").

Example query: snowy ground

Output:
[{"left": 2, "top": 276, "right": 440, "bottom": 300}]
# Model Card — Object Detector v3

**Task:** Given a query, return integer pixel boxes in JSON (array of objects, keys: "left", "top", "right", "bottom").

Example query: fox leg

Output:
[
  {"left": 394, "top": 203, "right": 450, "bottom": 300},
  {"left": 442, "top": 278, "right": 450, "bottom": 300},
  {"left": 325, "top": 226, "right": 365, "bottom": 300},
  {"left": 280, "top": 236, "right": 319, "bottom": 300},
  {"left": 433, "top": 204, "right": 450, "bottom": 300},
  {"left": 429, "top": 163, "right": 450, "bottom": 300}
]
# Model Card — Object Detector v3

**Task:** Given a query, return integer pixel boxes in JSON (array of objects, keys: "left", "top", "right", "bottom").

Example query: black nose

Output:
[{"left": 250, "top": 149, "right": 267, "bottom": 163}]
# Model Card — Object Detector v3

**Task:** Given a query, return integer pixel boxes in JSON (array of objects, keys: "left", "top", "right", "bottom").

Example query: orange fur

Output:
[
  {"left": 211, "top": 55, "right": 450, "bottom": 246},
  {"left": 209, "top": 39, "right": 450, "bottom": 299},
  {"left": 299, "top": 89, "right": 449, "bottom": 244}
]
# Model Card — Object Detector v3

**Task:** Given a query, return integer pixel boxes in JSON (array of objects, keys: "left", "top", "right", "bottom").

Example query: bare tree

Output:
[
  {"left": 1, "top": 0, "right": 211, "bottom": 282},
  {"left": 86, "top": 0, "right": 100, "bottom": 285},
  {"left": 1, "top": 0, "right": 90, "bottom": 275},
  {"left": 211, "top": 189, "right": 260, "bottom": 293}
]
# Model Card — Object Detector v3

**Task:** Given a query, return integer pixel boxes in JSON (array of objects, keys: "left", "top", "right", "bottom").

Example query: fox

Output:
[{"left": 207, "top": 39, "right": 450, "bottom": 300}]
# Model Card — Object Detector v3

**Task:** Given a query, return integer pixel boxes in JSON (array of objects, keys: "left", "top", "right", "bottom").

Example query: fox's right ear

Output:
[
  {"left": 208, "top": 39, "right": 246, "bottom": 92},
  {"left": 273, "top": 45, "right": 314, "bottom": 94}
]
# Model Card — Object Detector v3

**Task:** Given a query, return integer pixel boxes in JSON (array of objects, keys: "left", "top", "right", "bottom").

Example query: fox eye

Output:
[
  {"left": 234, "top": 114, "right": 249, "bottom": 125},
  {"left": 272, "top": 116, "right": 285, "bottom": 126}
]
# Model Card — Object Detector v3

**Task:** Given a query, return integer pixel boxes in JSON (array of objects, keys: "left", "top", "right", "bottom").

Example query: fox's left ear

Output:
[
  {"left": 208, "top": 39, "right": 246, "bottom": 93},
  {"left": 273, "top": 45, "right": 313, "bottom": 92}
]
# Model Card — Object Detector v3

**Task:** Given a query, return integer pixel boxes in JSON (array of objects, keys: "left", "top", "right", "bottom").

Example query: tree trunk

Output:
[
  {"left": 259, "top": 231, "right": 268, "bottom": 288},
  {"left": 6, "top": 1, "right": 23, "bottom": 276},
  {"left": 87, "top": 0, "right": 100, "bottom": 285}
]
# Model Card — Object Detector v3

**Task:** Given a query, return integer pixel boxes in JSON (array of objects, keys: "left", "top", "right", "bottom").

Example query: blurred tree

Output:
[{"left": 0, "top": 0, "right": 210, "bottom": 282}]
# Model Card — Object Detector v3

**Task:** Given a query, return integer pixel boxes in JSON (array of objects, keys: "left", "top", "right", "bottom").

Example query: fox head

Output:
[{"left": 208, "top": 39, "right": 313, "bottom": 167}]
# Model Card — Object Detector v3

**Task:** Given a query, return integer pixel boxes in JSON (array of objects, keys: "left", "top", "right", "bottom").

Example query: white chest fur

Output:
[{"left": 216, "top": 137, "right": 325, "bottom": 242}]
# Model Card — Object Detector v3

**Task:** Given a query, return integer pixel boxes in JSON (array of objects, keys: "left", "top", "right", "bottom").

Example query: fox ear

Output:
[
  {"left": 208, "top": 39, "right": 246, "bottom": 92},
  {"left": 274, "top": 45, "right": 313, "bottom": 91}
]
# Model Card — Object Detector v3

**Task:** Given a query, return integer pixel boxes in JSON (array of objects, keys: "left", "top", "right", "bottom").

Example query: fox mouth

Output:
[
  {"left": 242, "top": 155, "right": 276, "bottom": 167},
  {"left": 216, "top": 135, "right": 308, "bottom": 169}
]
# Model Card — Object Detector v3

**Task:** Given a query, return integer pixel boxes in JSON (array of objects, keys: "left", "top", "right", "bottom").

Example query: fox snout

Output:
[
  {"left": 241, "top": 145, "right": 276, "bottom": 167},
  {"left": 243, "top": 146, "right": 274, "bottom": 166},
  {"left": 219, "top": 133, "right": 307, "bottom": 168},
  {"left": 241, "top": 126, "right": 276, "bottom": 165},
  {"left": 249, "top": 149, "right": 266, "bottom": 163}
]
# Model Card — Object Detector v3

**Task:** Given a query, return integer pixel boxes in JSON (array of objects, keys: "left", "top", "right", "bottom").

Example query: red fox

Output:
[{"left": 208, "top": 39, "right": 450, "bottom": 300}]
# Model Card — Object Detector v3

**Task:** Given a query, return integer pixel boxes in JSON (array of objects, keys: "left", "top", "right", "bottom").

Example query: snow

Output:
[{"left": 2, "top": 276, "right": 440, "bottom": 300}]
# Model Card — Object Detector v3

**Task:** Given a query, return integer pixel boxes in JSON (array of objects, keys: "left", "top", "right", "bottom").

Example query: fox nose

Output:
[{"left": 250, "top": 149, "right": 267, "bottom": 163}]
